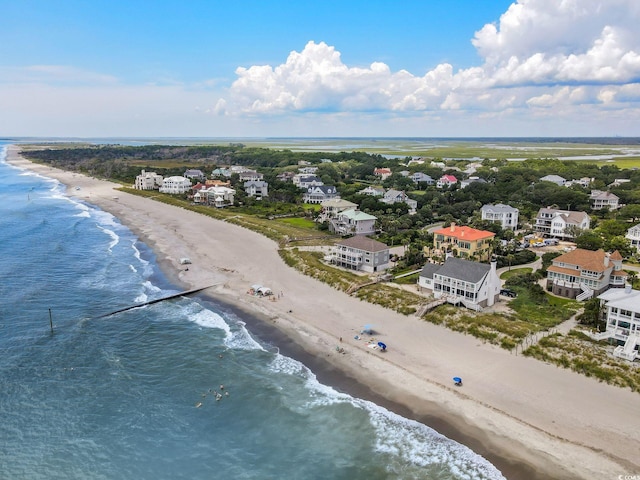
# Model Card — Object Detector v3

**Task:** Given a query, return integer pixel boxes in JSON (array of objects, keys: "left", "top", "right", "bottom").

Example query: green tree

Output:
[
  {"left": 575, "top": 231, "right": 604, "bottom": 251},
  {"left": 577, "top": 298, "right": 605, "bottom": 330}
]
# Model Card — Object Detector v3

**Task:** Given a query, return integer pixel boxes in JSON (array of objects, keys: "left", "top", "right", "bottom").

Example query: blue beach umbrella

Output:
[
  {"left": 453, "top": 376, "right": 462, "bottom": 384},
  {"left": 377, "top": 341, "right": 387, "bottom": 351},
  {"left": 362, "top": 324, "right": 374, "bottom": 334}
]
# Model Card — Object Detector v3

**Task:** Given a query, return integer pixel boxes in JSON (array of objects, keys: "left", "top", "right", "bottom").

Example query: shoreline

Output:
[{"left": 6, "top": 144, "right": 639, "bottom": 480}]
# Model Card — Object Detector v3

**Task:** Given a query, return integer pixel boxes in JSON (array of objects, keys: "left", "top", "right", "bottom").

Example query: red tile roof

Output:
[{"left": 434, "top": 224, "right": 495, "bottom": 242}]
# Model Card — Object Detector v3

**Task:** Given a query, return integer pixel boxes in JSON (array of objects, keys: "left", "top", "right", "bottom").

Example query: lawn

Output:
[{"left": 500, "top": 267, "right": 533, "bottom": 280}]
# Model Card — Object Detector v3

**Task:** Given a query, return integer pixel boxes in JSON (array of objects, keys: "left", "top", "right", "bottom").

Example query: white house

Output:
[
  {"left": 358, "top": 185, "right": 385, "bottom": 197},
  {"left": 303, "top": 185, "right": 339, "bottom": 204},
  {"left": 159, "top": 176, "right": 192, "bottom": 194},
  {"left": 244, "top": 180, "right": 269, "bottom": 198},
  {"left": 418, "top": 257, "right": 501, "bottom": 310},
  {"left": 134, "top": 170, "right": 163, "bottom": 190},
  {"left": 436, "top": 174, "right": 457, "bottom": 188},
  {"left": 331, "top": 236, "right": 390, "bottom": 273},
  {"left": 319, "top": 199, "right": 358, "bottom": 221},
  {"left": 293, "top": 174, "right": 324, "bottom": 189},
  {"left": 381, "top": 189, "right": 418, "bottom": 214},
  {"left": 626, "top": 224, "right": 640, "bottom": 253},
  {"left": 540, "top": 174, "right": 566, "bottom": 186},
  {"left": 590, "top": 190, "right": 620, "bottom": 210},
  {"left": 193, "top": 186, "right": 235, "bottom": 207},
  {"left": 329, "top": 208, "right": 377, "bottom": 236},
  {"left": 373, "top": 167, "right": 392, "bottom": 180},
  {"left": 597, "top": 287, "right": 640, "bottom": 361},
  {"left": 410, "top": 172, "right": 434, "bottom": 185},
  {"left": 481, "top": 203, "right": 519, "bottom": 230},
  {"left": 534, "top": 207, "right": 590, "bottom": 239},
  {"left": 238, "top": 170, "right": 263, "bottom": 182}
]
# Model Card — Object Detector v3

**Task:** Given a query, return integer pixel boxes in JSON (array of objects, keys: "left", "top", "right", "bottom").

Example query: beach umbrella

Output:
[
  {"left": 377, "top": 341, "right": 387, "bottom": 351},
  {"left": 362, "top": 324, "right": 374, "bottom": 334},
  {"left": 453, "top": 377, "right": 462, "bottom": 385}
]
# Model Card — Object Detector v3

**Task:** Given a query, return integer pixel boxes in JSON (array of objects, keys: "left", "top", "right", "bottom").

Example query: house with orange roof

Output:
[
  {"left": 546, "top": 248, "right": 627, "bottom": 300},
  {"left": 373, "top": 167, "right": 392, "bottom": 180},
  {"left": 432, "top": 223, "right": 495, "bottom": 262}
]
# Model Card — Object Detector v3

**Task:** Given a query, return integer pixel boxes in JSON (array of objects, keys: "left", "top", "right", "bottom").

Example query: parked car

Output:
[{"left": 500, "top": 288, "right": 517, "bottom": 298}]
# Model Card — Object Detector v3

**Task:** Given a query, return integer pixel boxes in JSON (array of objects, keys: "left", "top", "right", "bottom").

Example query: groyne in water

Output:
[{"left": 95, "top": 286, "right": 214, "bottom": 319}]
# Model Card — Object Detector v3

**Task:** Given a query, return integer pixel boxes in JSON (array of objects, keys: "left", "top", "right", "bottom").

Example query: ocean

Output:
[{"left": 0, "top": 142, "right": 505, "bottom": 480}]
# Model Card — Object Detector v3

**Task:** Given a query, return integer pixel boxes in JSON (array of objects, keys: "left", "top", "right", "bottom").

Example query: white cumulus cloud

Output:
[{"left": 218, "top": 0, "right": 640, "bottom": 123}]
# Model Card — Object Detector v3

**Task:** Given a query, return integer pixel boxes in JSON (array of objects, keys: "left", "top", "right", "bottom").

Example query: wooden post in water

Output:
[{"left": 49, "top": 308, "right": 53, "bottom": 333}]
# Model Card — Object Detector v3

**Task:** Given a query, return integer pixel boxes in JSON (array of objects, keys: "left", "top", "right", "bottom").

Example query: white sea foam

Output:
[
  {"left": 96, "top": 224, "right": 119, "bottom": 252},
  {"left": 364, "top": 401, "right": 505, "bottom": 479},
  {"left": 134, "top": 292, "right": 148, "bottom": 303},
  {"left": 269, "top": 353, "right": 505, "bottom": 479}
]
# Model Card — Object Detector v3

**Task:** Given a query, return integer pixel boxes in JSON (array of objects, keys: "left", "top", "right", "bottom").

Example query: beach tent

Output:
[
  {"left": 257, "top": 287, "right": 273, "bottom": 296},
  {"left": 250, "top": 284, "right": 263, "bottom": 291}
]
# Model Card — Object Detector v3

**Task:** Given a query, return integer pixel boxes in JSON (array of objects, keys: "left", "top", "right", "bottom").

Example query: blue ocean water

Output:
[{"left": 0, "top": 143, "right": 505, "bottom": 480}]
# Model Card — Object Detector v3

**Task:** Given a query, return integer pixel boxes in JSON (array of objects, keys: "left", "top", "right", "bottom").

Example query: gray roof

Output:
[
  {"left": 432, "top": 257, "right": 491, "bottom": 283},
  {"left": 419, "top": 263, "right": 440, "bottom": 279},
  {"left": 308, "top": 185, "right": 337, "bottom": 194},
  {"left": 336, "top": 236, "right": 389, "bottom": 252},
  {"left": 481, "top": 203, "right": 518, "bottom": 213}
]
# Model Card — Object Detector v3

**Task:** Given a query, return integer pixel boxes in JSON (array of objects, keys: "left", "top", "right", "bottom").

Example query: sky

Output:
[{"left": 1, "top": 0, "right": 640, "bottom": 138}]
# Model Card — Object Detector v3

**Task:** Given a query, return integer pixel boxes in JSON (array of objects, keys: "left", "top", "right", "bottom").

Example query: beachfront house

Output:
[
  {"left": 303, "top": 185, "right": 339, "bottom": 204},
  {"left": 432, "top": 223, "right": 496, "bottom": 262},
  {"left": 626, "top": 224, "right": 640, "bottom": 253},
  {"left": 534, "top": 207, "right": 590, "bottom": 239},
  {"left": 331, "top": 236, "right": 390, "bottom": 273},
  {"left": 418, "top": 256, "right": 501, "bottom": 310},
  {"left": 596, "top": 286, "right": 640, "bottom": 362},
  {"left": 159, "top": 176, "right": 192, "bottom": 194},
  {"left": 589, "top": 190, "right": 620, "bottom": 210},
  {"left": 546, "top": 249, "right": 627, "bottom": 300},
  {"left": 481, "top": 203, "right": 519, "bottom": 230},
  {"left": 193, "top": 185, "right": 235, "bottom": 207},
  {"left": 134, "top": 170, "right": 163, "bottom": 190},
  {"left": 329, "top": 208, "right": 377, "bottom": 236},
  {"left": 244, "top": 180, "right": 269, "bottom": 199}
]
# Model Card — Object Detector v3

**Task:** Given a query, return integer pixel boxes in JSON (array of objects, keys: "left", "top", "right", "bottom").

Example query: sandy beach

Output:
[{"left": 6, "top": 144, "right": 639, "bottom": 480}]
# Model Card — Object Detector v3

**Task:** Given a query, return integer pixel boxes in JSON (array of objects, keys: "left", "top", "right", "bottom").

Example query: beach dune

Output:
[{"left": 7, "top": 144, "right": 639, "bottom": 480}]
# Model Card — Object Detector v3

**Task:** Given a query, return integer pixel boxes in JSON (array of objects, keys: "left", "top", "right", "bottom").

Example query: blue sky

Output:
[{"left": 1, "top": 0, "right": 639, "bottom": 138}]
